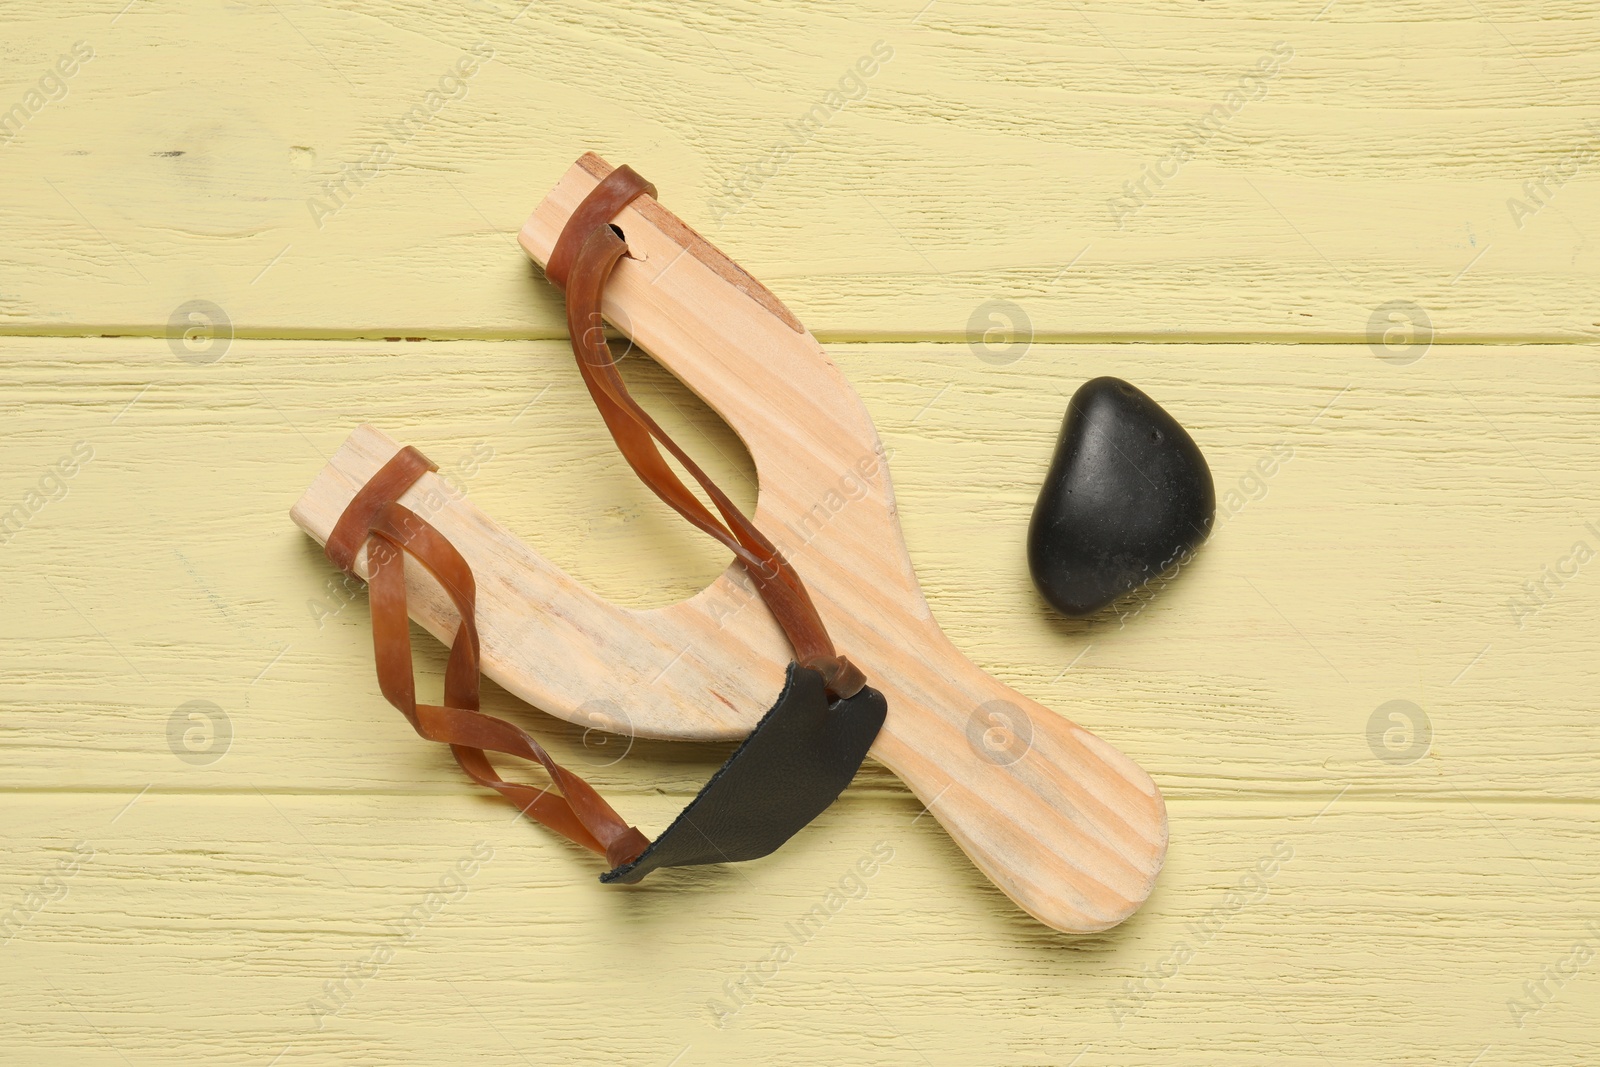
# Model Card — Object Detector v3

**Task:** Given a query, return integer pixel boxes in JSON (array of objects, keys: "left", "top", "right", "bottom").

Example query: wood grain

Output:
[
  {"left": 1, "top": 1, "right": 1597, "bottom": 339},
  {"left": 3, "top": 792, "right": 1597, "bottom": 1065}
]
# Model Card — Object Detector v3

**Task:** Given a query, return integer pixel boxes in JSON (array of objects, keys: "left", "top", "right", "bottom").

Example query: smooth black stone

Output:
[{"left": 1028, "top": 377, "right": 1215, "bottom": 617}]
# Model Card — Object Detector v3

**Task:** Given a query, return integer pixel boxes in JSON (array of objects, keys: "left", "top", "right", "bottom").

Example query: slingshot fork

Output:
[{"left": 290, "top": 153, "right": 1167, "bottom": 934}]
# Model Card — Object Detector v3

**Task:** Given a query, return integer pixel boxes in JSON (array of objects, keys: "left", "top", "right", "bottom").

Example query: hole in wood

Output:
[{"left": 609, "top": 223, "right": 642, "bottom": 261}]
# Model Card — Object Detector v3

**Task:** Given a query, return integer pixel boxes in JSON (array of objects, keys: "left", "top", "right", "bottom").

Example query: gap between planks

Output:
[{"left": 4, "top": 327, "right": 1595, "bottom": 346}]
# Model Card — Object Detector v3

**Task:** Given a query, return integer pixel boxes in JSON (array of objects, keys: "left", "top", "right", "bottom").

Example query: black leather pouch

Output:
[{"left": 601, "top": 664, "right": 887, "bottom": 883}]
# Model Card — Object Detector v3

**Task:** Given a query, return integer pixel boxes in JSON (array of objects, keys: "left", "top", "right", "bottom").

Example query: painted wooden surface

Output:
[
  {"left": 3, "top": 1, "right": 1598, "bottom": 340},
  {"left": 3, "top": 1, "right": 1599, "bottom": 1064}
]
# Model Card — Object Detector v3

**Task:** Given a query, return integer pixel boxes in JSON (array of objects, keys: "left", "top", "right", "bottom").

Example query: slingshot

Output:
[{"left": 291, "top": 154, "right": 1167, "bottom": 934}]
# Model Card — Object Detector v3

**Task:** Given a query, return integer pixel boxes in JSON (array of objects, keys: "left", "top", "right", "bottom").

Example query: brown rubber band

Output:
[
  {"left": 328, "top": 448, "right": 649, "bottom": 868},
  {"left": 552, "top": 168, "right": 866, "bottom": 699},
  {"left": 545, "top": 165, "right": 657, "bottom": 292}
]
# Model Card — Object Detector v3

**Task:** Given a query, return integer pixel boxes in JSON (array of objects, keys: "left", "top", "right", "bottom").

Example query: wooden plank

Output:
[
  {"left": 2, "top": 791, "right": 1596, "bottom": 1065},
  {"left": 1, "top": 336, "right": 1595, "bottom": 805},
  {"left": 2, "top": 2, "right": 1597, "bottom": 339}
]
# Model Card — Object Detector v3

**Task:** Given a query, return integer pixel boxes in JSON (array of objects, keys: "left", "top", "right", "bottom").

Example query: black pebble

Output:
[{"left": 1028, "top": 377, "right": 1215, "bottom": 617}]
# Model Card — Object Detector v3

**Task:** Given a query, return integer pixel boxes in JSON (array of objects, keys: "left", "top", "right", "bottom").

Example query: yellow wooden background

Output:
[{"left": 4, "top": 2, "right": 1597, "bottom": 1064}]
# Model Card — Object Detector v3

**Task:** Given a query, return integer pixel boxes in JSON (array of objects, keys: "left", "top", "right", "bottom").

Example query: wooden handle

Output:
[{"left": 856, "top": 622, "right": 1167, "bottom": 931}]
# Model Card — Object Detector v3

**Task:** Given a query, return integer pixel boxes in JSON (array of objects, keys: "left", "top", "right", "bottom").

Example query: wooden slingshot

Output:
[{"left": 291, "top": 153, "right": 1167, "bottom": 934}]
